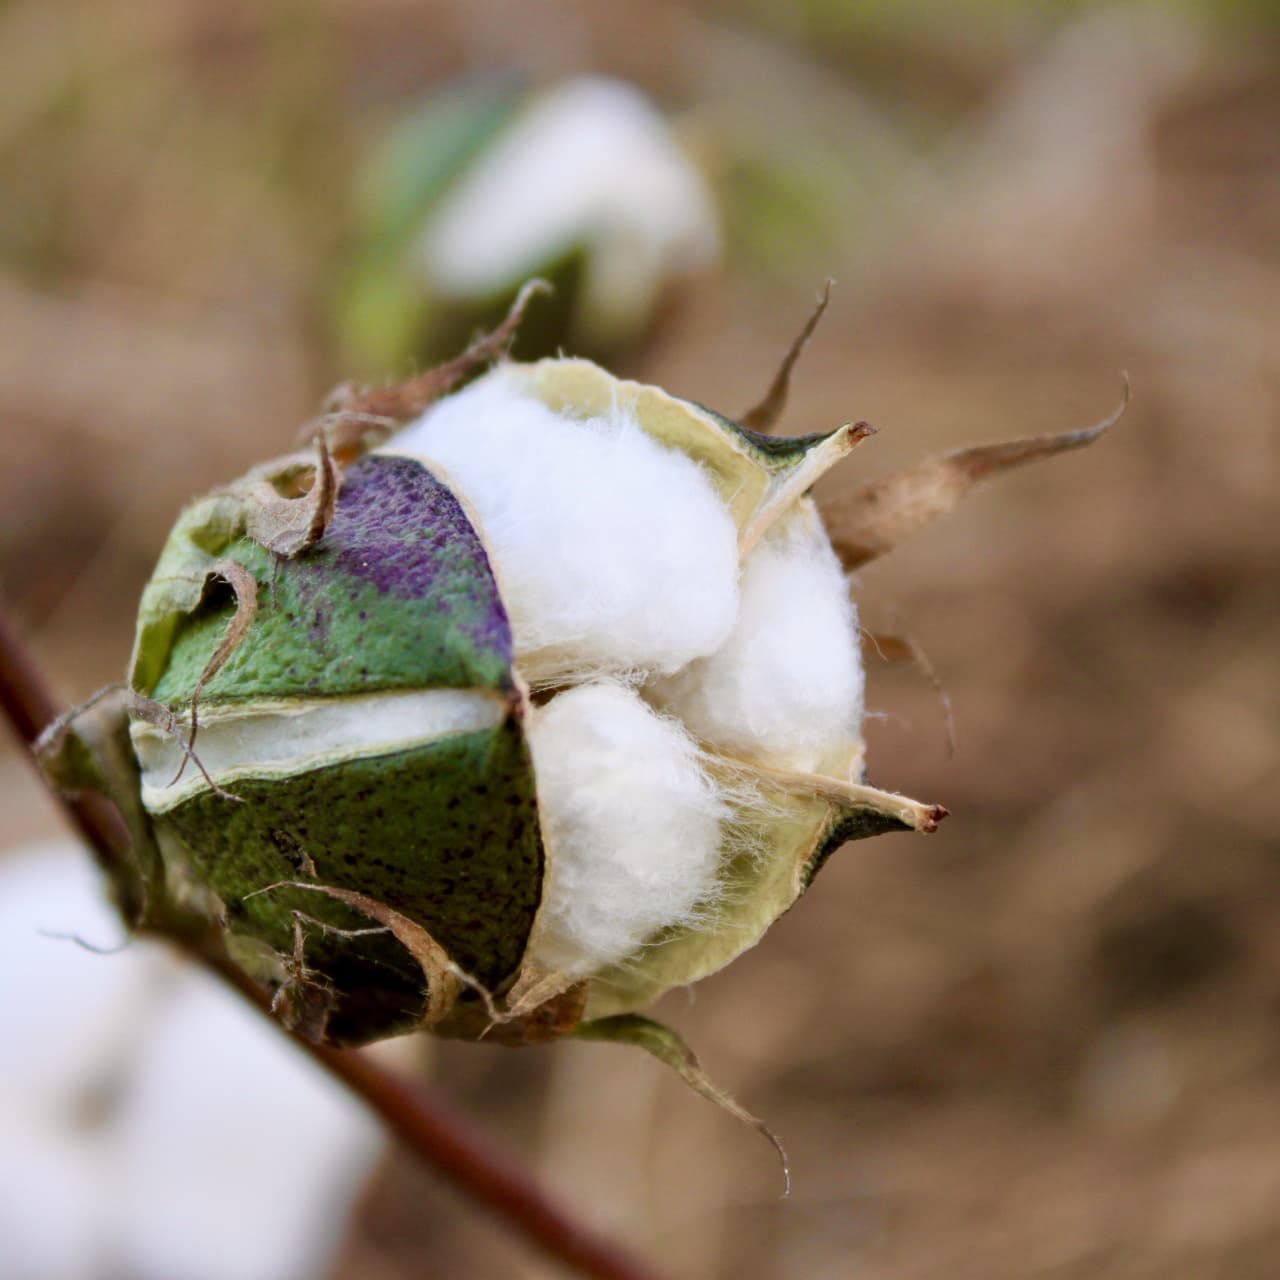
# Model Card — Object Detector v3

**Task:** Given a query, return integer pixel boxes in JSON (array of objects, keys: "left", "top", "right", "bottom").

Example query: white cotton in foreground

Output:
[
  {"left": 526, "top": 682, "right": 727, "bottom": 976},
  {"left": 649, "top": 505, "right": 865, "bottom": 776},
  {"left": 0, "top": 841, "right": 385, "bottom": 1280},
  {"left": 0, "top": 1120, "right": 102, "bottom": 1280},
  {"left": 391, "top": 373, "right": 740, "bottom": 684},
  {"left": 109, "top": 968, "right": 385, "bottom": 1280},
  {"left": 0, "top": 840, "right": 161, "bottom": 1124},
  {"left": 419, "top": 76, "right": 719, "bottom": 345}
]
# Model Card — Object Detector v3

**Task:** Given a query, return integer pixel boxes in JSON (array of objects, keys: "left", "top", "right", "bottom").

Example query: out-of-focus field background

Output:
[{"left": 2, "top": 2, "right": 1277, "bottom": 1277}]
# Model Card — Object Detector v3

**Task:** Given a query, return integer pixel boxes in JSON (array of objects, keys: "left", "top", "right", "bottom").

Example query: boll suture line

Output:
[{"left": 39, "top": 284, "right": 1125, "bottom": 1179}]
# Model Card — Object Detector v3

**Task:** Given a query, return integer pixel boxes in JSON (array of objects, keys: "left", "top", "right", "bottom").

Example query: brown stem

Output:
[
  {"left": 0, "top": 611, "right": 137, "bottom": 878},
  {"left": 0, "top": 604, "right": 665, "bottom": 1280}
]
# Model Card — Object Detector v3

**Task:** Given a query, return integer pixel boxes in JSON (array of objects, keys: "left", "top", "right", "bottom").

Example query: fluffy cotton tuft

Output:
[
  {"left": 648, "top": 506, "right": 864, "bottom": 776},
  {"left": 525, "top": 682, "right": 727, "bottom": 976},
  {"left": 391, "top": 374, "right": 740, "bottom": 684}
]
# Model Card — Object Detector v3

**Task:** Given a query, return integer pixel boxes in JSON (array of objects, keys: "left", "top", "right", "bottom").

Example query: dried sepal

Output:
[
  {"left": 247, "top": 881, "right": 466, "bottom": 1029},
  {"left": 127, "top": 691, "right": 241, "bottom": 803},
  {"left": 437, "top": 983, "right": 589, "bottom": 1046},
  {"left": 35, "top": 680, "right": 233, "bottom": 821},
  {"left": 575, "top": 1014, "right": 790, "bottom": 1194},
  {"left": 739, "top": 279, "right": 833, "bottom": 434},
  {"left": 270, "top": 910, "right": 344, "bottom": 1041},
  {"left": 823, "top": 376, "right": 1130, "bottom": 570},
  {"left": 178, "top": 559, "right": 259, "bottom": 780},
  {"left": 309, "top": 278, "right": 552, "bottom": 458},
  {"left": 243, "top": 436, "right": 340, "bottom": 559},
  {"left": 33, "top": 682, "right": 131, "bottom": 792}
]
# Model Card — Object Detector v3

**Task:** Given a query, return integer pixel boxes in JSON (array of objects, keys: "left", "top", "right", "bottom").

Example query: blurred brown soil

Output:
[{"left": 2, "top": 3, "right": 1277, "bottom": 1277}]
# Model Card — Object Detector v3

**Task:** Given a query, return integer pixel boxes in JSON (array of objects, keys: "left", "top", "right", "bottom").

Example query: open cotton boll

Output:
[
  {"left": 390, "top": 374, "right": 740, "bottom": 684},
  {"left": 525, "top": 682, "right": 728, "bottom": 977},
  {"left": 648, "top": 505, "right": 865, "bottom": 777}
]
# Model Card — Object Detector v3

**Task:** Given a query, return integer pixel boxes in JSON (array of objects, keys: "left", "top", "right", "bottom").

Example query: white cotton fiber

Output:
[
  {"left": 0, "top": 1120, "right": 102, "bottom": 1280},
  {"left": 390, "top": 373, "right": 740, "bottom": 684},
  {"left": 0, "top": 841, "right": 164, "bottom": 1122},
  {"left": 526, "top": 682, "right": 727, "bottom": 976},
  {"left": 110, "top": 968, "right": 384, "bottom": 1280},
  {"left": 648, "top": 505, "right": 865, "bottom": 776},
  {"left": 0, "top": 840, "right": 386, "bottom": 1280}
]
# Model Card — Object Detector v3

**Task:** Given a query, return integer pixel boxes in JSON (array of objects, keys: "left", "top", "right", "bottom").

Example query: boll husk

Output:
[{"left": 42, "top": 289, "right": 1119, "bottom": 1152}]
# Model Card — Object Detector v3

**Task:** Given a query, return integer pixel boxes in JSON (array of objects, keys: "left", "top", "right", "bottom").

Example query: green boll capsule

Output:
[{"left": 130, "top": 451, "right": 544, "bottom": 1044}]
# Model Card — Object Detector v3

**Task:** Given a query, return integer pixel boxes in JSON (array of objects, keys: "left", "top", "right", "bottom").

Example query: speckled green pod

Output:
[
  {"left": 129, "top": 358, "right": 943, "bottom": 1048},
  {"left": 130, "top": 454, "right": 544, "bottom": 1044}
]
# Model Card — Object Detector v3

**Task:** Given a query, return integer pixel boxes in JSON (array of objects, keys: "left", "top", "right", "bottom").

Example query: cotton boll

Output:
[
  {"left": 390, "top": 374, "right": 740, "bottom": 684},
  {"left": 109, "top": 967, "right": 385, "bottom": 1280},
  {"left": 419, "top": 76, "right": 719, "bottom": 347},
  {"left": 649, "top": 505, "right": 864, "bottom": 777},
  {"left": 526, "top": 682, "right": 728, "bottom": 976}
]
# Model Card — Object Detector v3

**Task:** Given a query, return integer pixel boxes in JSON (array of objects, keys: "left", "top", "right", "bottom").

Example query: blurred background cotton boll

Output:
[
  {"left": 2, "top": 1, "right": 1279, "bottom": 1277},
  {"left": 342, "top": 72, "right": 722, "bottom": 373},
  {"left": 0, "top": 842, "right": 386, "bottom": 1280}
]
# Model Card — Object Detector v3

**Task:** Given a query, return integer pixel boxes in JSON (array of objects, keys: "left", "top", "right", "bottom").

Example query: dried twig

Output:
[{"left": 824, "top": 376, "right": 1129, "bottom": 570}]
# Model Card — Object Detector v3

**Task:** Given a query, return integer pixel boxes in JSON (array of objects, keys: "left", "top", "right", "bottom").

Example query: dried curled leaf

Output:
[
  {"left": 824, "top": 376, "right": 1130, "bottom": 570},
  {"left": 243, "top": 436, "right": 339, "bottom": 558},
  {"left": 575, "top": 1014, "right": 791, "bottom": 1195},
  {"left": 740, "top": 280, "right": 833, "bottom": 434},
  {"left": 127, "top": 691, "right": 242, "bottom": 802},
  {"left": 437, "top": 982, "right": 590, "bottom": 1046},
  {"left": 176, "top": 559, "right": 259, "bottom": 784},
  {"left": 247, "top": 881, "right": 467, "bottom": 1031}
]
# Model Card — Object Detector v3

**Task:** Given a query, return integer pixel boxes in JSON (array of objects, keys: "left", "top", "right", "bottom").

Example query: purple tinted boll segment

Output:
[
  {"left": 331, "top": 456, "right": 514, "bottom": 668},
  {"left": 149, "top": 454, "right": 516, "bottom": 705}
]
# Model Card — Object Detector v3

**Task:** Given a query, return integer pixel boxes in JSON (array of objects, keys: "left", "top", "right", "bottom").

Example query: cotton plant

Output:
[
  {"left": 0, "top": 840, "right": 385, "bottom": 1280},
  {"left": 41, "top": 285, "right": 1120, "bottom": 1155},
  {"left": 341, "top": 75, "right": 720, "bottom": 372}
]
